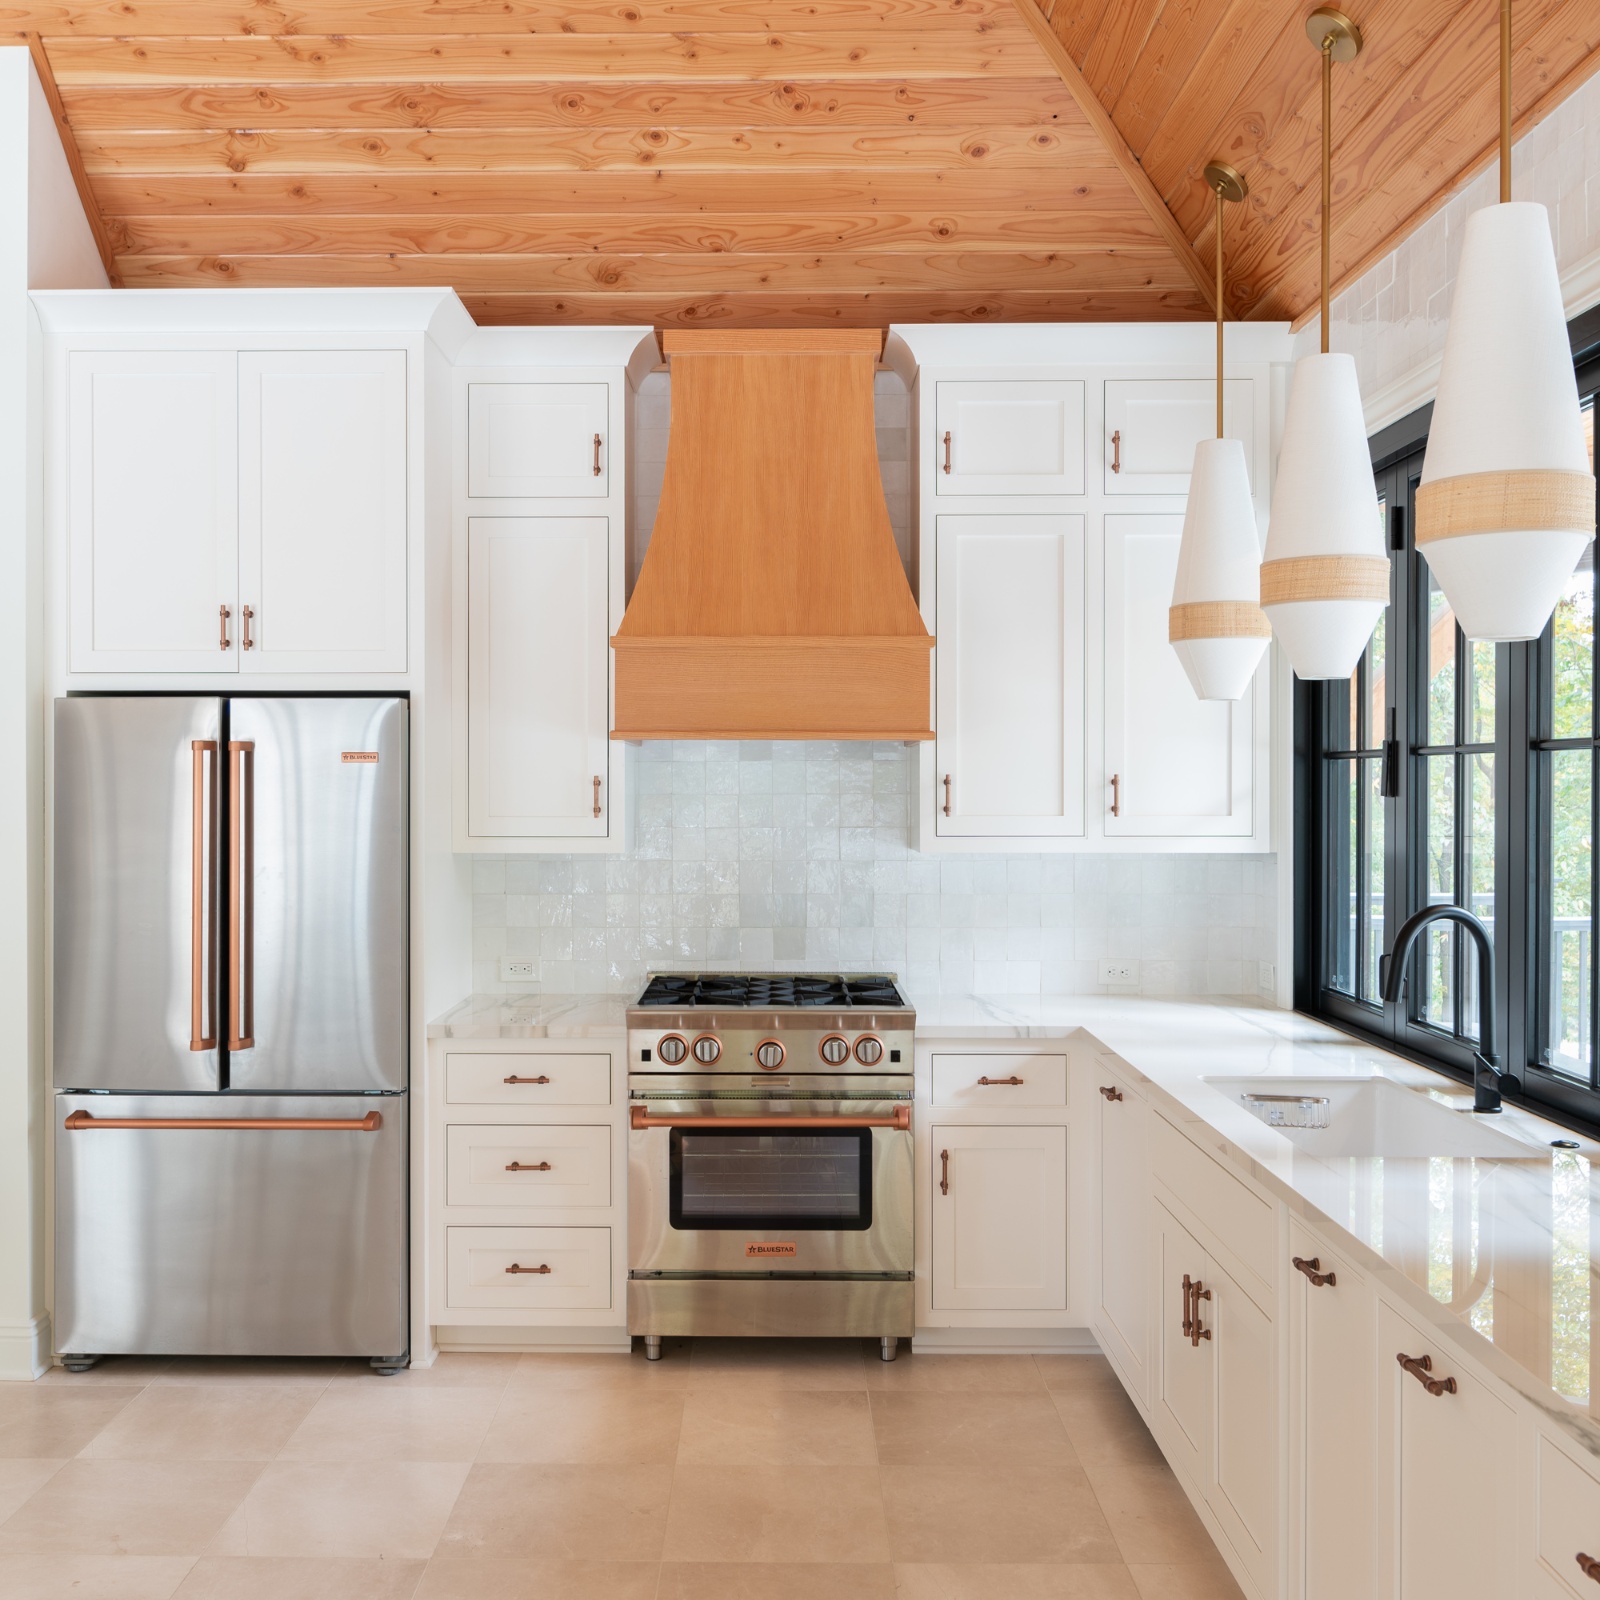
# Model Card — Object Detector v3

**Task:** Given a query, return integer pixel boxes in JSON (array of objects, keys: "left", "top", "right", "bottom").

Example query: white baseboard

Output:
[
  {"left": 910, "top": 1325, "right": 1100, "bottom": 1357},
  {"left": 432, "top": 1324, "right": 632, "bottom": 1355},
  {"left": 0, "top": 1315, "right": 51, "bottom": 1381}
]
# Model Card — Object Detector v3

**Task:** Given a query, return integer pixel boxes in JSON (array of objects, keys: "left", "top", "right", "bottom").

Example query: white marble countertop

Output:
[{"left": 426, "top": 993, "right": 628, "bottom": 1039}]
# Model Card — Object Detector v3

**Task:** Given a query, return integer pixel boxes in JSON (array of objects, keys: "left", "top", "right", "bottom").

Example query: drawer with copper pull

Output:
[
  {"left": 931, "top": 1054, "right": 1067, "bottom": 1109},
  {"left": 1537, "top": 1433, "right": 1600, "bottom": 1595},
  {"left": 444, "top": 1053, "right": 611, "bottom": 1107},
  {"left": 445, "top": 1124, "right": 611, "bottom": 1209},
  {"left": 445, "top": 1226, "right": 611, "bottom": 1310}
]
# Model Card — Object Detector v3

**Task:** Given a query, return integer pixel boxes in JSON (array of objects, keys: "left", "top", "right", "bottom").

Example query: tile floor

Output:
[{"left": 0, "top": 1340, "right": 1245, "bottom": 1599}]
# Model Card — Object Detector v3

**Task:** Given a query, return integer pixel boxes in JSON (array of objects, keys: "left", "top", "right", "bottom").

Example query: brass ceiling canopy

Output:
[
  {"left": 1202, "top": 162, "right": 1249, "bottom": 206},
  {"left": 1305, "top": 7, "right": 1363, "bottom": 63}
]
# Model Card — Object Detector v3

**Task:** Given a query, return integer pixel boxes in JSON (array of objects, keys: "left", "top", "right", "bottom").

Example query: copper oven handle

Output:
[
  {"left": 1098, "top": 1084, "right": 1124, "bottom": 1101},
  {"left": 1293, "top": 1255, "right": 1337, "bottom": 1288},
  {"left": 505, "top": 1074, "right": 552, "bottom": 1085},
  {"left": 1110, "top": 773, "right": 1121, "bottom": 816},
  {"left": 506, "top": 1161, "right": 553, "bottom": 1172},
  {"left": 228, "top": 740, "right": 255, "bottom": 1051},
  {"left": 1111, "top": 428, "right": 1122, "bottom": 473},
  {"left": 593, "top": 774, "right": 602, "bottom": 818},
  {"left": 630, "top": 1105, "right": 911, "bottom": 1132},
  {"left": 507, "top": 1262, "right": 552, "bottom": 1275},
  {"left": 942, "top": 431, "right": 952, "bottom": 474},
  {"left": 939, "top": 1147, "right": 949, "bottom": 1195},
  {"left": 218, "top": 603, "right": 231, "bottom": 651},
  {"left": 593, "top": 433, "right": 602, "bottom": 476},
  {"left": 190, "top": 740, "right": 219, "bottom": 1052},
  {"left": 1576, "top": 1554, "right": 1600, "bottom": 1582},
  {"left": 1396, "top": 1351, "right": 1456, "bottom": 1396},
  {"left": 66, "top": 1110, "right": 381, "bottom": 1131},
  {"left": 977, "top": 1076, "right": 1024, "bottom": 1086},
  {"left": 241, "top": 603, "right": 254, "bottom": 651}
]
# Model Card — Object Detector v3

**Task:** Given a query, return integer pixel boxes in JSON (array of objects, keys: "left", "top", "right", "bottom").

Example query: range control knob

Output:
[
  {"left": 854, "top": 1035, "right": 884, "bottom": 1065},
  {"left": 656, "top": 1034, "right": 688, "bottom": 1065},
  {"left": 755, "top": 1039, "right": 786, "bottom": 1071},
  {"left": 691, "top": 1034, "right": 722, "bottom": 1065},
  {"left": 818, "top": 1034, "right": 851, "bottom": 1066}
]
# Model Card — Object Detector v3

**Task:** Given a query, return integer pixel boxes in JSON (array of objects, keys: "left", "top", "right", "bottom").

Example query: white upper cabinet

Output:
[
  {"left": 935, "top": 379, "right": 1085, "bottom": 496},
  {"left": 1103, "top": 515, "right": 1253, "bottom": 837},
  {"left": 1104, "top": 378, "right": 1255, "bottom": 495},
  {"left": 67, "top": 351, "right": 239, "bottom": 674},
  {"left": 239, "top": 351, "right": 408, "bottom": 674},
  {"left": 468, "top": 516, "right": 610, "bottom": 838},
  {"left": 934, "top": 514, "right": 1084, "bottom": 837},
  {"left": 468, "top": 382, "right": 610, "bottom": 498}
]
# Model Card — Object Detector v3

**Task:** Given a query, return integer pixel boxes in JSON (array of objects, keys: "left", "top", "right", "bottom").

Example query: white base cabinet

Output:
[{"left": 1093, "top": 1058, "right": 1149, "bottom": 1402}]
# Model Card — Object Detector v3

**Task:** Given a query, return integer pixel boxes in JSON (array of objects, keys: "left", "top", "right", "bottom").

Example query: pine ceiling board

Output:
[
  {"left": 1077, "top": 0, "right": 1163, "bottom": 112},
  {"left": 1102, "top": 0, "right": 1223, "bottom": 156},
  {"left": 57, "top": 77, "right": 1081, "bottom": 129},
  {"left": 42, "top": 26, "right": 1044, "bottom": 83},
  {"left": 1042, "top": 0, "right": 1111, "bottom": 69},
  {"left": 76, "top": 123, "right": 1107, "bottom": 173}
]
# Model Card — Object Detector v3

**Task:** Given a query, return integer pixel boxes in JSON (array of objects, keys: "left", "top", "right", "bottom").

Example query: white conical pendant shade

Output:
[
  {"left": 1418, "top": 202, "right": 1595, "bottom": 641},
  {"left": 1261, "top": 352, "right": 1387, "bottom": 679},
  {"left": 1169, "top": 437, "right": 1270, "bottom": 700}
]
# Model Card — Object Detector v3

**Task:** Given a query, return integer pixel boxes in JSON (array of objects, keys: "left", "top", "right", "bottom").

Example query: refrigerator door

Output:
[
  {"left": 226, "top": 698, "right": 407, "bottom": 1093},
  {"left": 54, "top": 696, "right": 224, "bottom": 1092},
  {"left": 55, "top": 1092, "right": 407, "bottom": 1359}
]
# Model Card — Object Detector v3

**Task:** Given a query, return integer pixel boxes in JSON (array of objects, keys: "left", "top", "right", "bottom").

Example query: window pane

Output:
[
  {"left": 1426, "top": 563, "right": 1456, "bottom": 746},
  {"left": 1326, "top": 758, "right": 1356, "bottom": 996},
  {"left": 1463, "top": 753, "right": 1495, "bottom": 1041},
  {"left": 1363, "top": 757, "right": 1386, "bottom": 1000},
  {"left": 1546, "top": 748, "right": 1592, "bottom": 1078},
  {"left": 1552, "top": 548, "right": 1594, "bottom": 741},
  {"left": 1369, "top": 604, "right": 1388, "bottom": 753},
  {"left": 1468, "top": 640, "right": 1495, "bottom": 745},
  {"left": 1422, "top": 754, "right": 1456, "bottom": 1028}
]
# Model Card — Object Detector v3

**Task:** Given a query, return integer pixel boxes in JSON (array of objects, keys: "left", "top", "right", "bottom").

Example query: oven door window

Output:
[{"left": 668, "top": 1127, "right": 873, "bottom": 1232}]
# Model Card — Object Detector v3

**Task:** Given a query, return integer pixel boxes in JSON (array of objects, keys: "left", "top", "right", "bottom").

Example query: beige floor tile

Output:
[
  {"left": 81, "top": 1385, "right": 319, "bottom": 1461},
  {"left": 1033, "top": 1356, "right": 1125, "bottom": 1393},
  {"left": 663, "top": 1465, "right": 890, "bottom": 1563},
  {"left": 686, "top": 1338, "right": 868, "bottom": 1390},
  {"left": 1085, "top": 1464, "right": 1224, "bottom": 1566},
  {"left": 173, "top": 1556, "right": 426, "bottom": 1598},
  {"left": 1050, "top": 1389, "right": 1167, "bottom": 1471},
  {"left": 863, "top": 1354, "right": 1046, "bottom": 1393},
  {"left": 0, "top": 1553, "right": 195, "bottom": 1599},
  {"left": 0, "top": 1461, "right": 66, "bottom": 1523},
  {"left": 894, "top": 1564, "right": 1140, "bottom": 1599},
  {"left": 506, "top": 1347, "right": 695, "bottom": 1392},
  {"left": 658, "top": 1561, "right": 897, "bottom": 1598},
  {"left": 881, "top": 1465, "right": 1119, "bottom": 1565},
  {"left": 333, "top": 1356, "right": 518, "bottom": 1390},
  {"left": 151, "top": 1359, "right": 345, "bottom": 1388},
  {"left": 415, "top": 1558, "right": 660, "bottom": 1599},
  {"left": 208, "top": 1462, "right": 469, "bottom": 1561},
  {"left": 476, "top": 1388, "right": 683, "bottom": 1465},
  {"left": 870, "top": 1391, "right": 1079, "bottom": 1468},
  {"left": 436, "top": 1464, "right": 672, "bottom": 1561},
  {"left": 676, "top": 1389, "right": 876, "bottom": 1466},
  {"left": 279, "top": 1385, "right": 501, "bottom": 1463},
  {"left": 1128, "top": 1560, "right": 1246, "bottom": 1599},
  {"left": 0, "top": 1387, "right": 145, "bottom": 1457},
  {"left": 0, "top": 1460, "right": 261, "bottom": 1556}
]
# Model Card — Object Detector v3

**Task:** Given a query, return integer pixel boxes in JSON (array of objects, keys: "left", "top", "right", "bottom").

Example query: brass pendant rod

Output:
[
  {"left": 1321, "top": 32, "right": 1333, "bottom": 356},
  {"left": 1500, "top": 0, "right": 1512, "bottom": 203},
  {"left": 1216, "top": 182, "right": 1225, "bottom": 439}
]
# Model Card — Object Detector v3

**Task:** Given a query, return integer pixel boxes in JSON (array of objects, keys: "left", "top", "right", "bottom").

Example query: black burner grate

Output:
[{"left": 636, "top": 973, "right": 906, "bottom": 1009}]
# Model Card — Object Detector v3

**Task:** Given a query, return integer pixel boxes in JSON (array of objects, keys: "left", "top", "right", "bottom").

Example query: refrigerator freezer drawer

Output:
[
  {"left": 445, "top": 1227, "right": 611, "bottom": 1310},
  {"left": 55, "top": 1094, "right": 406, "bottom": 1359},
  {"left": 446, "top": 1123, "right": 611, "bottom": 1209}
]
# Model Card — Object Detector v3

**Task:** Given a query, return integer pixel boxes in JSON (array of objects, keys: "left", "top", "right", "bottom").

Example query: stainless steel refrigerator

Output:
[{"left": 53, "top": 696, "right": 408, "bottom": 1370}]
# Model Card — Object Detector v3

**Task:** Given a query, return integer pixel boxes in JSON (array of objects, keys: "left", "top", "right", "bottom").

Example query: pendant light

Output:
[
  {"left": 1260, "top": 9, "right": 1388, "bottom": 680},
  {"left": 1169, "top": 162, "right": 1271, "bottom": 702},
  {"left": 1415, "top": 0, "right": 1595, "bottom": 641}
]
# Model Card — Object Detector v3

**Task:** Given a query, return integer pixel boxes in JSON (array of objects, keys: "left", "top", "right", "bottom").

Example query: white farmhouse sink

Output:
[{"left": 1203, "top": 1076, "right": 1538, "bottom": 1160}]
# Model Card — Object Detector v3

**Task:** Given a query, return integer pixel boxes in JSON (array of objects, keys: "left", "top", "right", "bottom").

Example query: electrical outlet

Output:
[
  {"left": 1097, "top": 959, "right": 1139, "bottom": 987},
  {"left": 1259, "top": 961, "right": 1276, "bottom": 993},
  {"left": 498, "top": 957, "right": 538, "bottom": 985}
]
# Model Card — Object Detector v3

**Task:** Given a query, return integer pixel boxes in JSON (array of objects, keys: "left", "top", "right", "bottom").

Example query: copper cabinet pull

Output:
[
  {"left": 241, "top": 603, "right": 254, "bottom": 651},
  {"left": 942, "top": 774, "right": 952, "bottom": 816},
  {"left": 1181, "top": 1275, "right": 1211, "bottom": 1346},
  {"left": 939, "top": 1147, "right": 950, "bottom": 1195},
  {"left": 1576, "top": 1553, "right": 1600, "bottom": 1582},
  {"left": 228, "top": 740, "right": 255, "bottom": 1051},
  {"left": 1098, "top": 1084, "right": 1123, "bottom": 1101},
  {"left": 977, "top": 1075, "right": 1024, "bottom": 1086},
  {"left": 506, "top": 1262, "right": 552, "bottom": 1275},
  {"left": 1110, "top": 773, "right": 1121, "bottom": 816},
  {"left": 631, "top": 1105, "right": 911, "bottom": 1132},
  {"left": 1111, "top": 428, "right": 1122, "bottom": 473},
  {"left": 942, "top": 431, "right": 952, "bottom": 474},
  {"left": 593, "top": 774, "right": 602, "bottom": 818},
  {"left": 1293, "top": 1255, "right": 1337, "bottom": 1288},
  {"left": 218, "top": 604, "right": 231, "bottom": 651},
  {"left": 190, "top": 740, "right": 219, "bottom": 1052},
  {"left": 1181, "top": 1273, "right": 1194, "bottom": 1339},
  {"left": 593, "top": 432, "right": 602, "bottom": 476},
  {"left": 66, "top": 1110, "right": 382, "bottom": 1131},
  {"left": 506, "top": 1161, "right": 553, "bottom": 1172},
  {"left": 504, "top": 1074, "right": 552, "bottom": 1085},
  {"left": 1396, "top": 1351, "right": 1456, "bottom": 1396}
]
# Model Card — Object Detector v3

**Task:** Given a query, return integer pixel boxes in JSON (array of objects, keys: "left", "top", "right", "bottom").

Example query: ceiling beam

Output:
[{"left": 1009, "top": 0, "right": 1216, "bottom": 315}]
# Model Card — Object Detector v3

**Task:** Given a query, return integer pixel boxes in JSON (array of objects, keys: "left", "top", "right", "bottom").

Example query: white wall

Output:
[{"left": 0, "top": 45, "right": 106, "bottom": 1380}]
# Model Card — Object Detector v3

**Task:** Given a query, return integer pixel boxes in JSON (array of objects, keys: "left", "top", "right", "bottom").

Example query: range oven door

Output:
[{"left": 628, "top": 1077, "right": 912, "bottom": 1275}]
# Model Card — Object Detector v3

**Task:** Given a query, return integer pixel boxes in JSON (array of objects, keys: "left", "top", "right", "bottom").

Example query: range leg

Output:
[
  {"left": 879, "top": 1337, "right": 899, "bottom": 1363},
  {"left": 644, "top": 1335, "right": 663, "bottom": 1362}
]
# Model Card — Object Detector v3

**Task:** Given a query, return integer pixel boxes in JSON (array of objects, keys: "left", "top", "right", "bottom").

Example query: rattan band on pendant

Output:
[
  {"left": 1168, "top": 601, "right": 1272, "bottom": 642},
  {"left": 1415, "top": 468, "right": 1597, "bottom": 543},
  {"left": 1259, "top": 554, "right": 1389, "bottom": 606}
]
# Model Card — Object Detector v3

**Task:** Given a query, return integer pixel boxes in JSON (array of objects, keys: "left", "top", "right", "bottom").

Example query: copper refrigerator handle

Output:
[
  {"left": 506, "top": 1262, "right": 552, "bottom": 1275},
  {"left": 942, "top": 431, "right": 952, "bottom": 473},
  {"left": 66, "top": 1110, "right": 382, "bottom": 1132},
  {"left": 593, "top": 774, "right": 602, "bottom": 818},
  {"left": 1111, "top": 428, "right": 1122, "bottom": 473},
  {"left": 1098, "top": 1084, "right": 1123, "bottom": 1101},
  {"left": 977, "top": 1076, "right": 1024, "bottom": 1086},
  {"left": 229, "top": 740, "right": 255, "bottom": 1051},
  {"left": 1110, "top": 773, "right": 1121, "bottom": 816},
  {"left": 1292, "top": 1255, "right": 1337, "bottom": 1288},
  {"left": 939, "top": 1147, "right": 950, "bottom": 1195},
  {"left": 504, "top": 1074, "right": 552, "bottom": 1085},
  {"left": 942, "top": 774, "right": 952, "bottom": 816},
  {"left": 217, "top": 604, "right": 231, "bottom": 651},
  {"left": 1576, "top": 1553, "right": 1600, "bottom": 1582},
  {"left": 630, "top": 1105, "right": 911, "bottom": 1132},
  {"left": 593, "top": 433, "right": 602, "bottom": 476},
  {"left": 190, "top": 740, "right": 219, "bottom": 1052},
  {"left": 1396, "top": 1351, "right": 1456, "bottom": 1396}
]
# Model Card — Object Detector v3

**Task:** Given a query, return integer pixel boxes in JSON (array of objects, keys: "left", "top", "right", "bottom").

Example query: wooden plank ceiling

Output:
[{"left": 5, "top": 0, "right": 1600, "bottom": 328}]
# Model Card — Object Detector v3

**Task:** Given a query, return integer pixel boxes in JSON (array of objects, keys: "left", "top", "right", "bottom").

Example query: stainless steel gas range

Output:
[{"left": 627, "top": 972, "right": 914, "bottom": 1361}]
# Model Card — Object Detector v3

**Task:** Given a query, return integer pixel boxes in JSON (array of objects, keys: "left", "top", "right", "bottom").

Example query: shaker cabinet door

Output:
[
  {"left": 1094, "top": 1063, "right": 1149, "bottom": 1400},
  {"left": 67, "top": 350, "right": 239, "bottom": 673},
  {"left": 469, "top": 382, "right": 610, "bottom": 498},
  {"left": 1151, "top": 1198, "right": 1212, "bottom": 1488},
  {"left": 934, "top": 380, "right": 1085, "bottom": 496},
  {"left": 1103, "top": 378, "right": 1255, "bottom": 495},
  {"left": 1103, "top": 515, "right": 1254, "bottom": 837},
  {"left": 468, "top": 516, "right": 610, "bottom": 838},
  {"left": 238, "top": 350, "right": 408, "bottom": 673}
]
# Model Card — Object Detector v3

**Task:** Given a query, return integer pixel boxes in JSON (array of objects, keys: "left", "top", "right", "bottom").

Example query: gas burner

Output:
[{"left": 633, "top": 972, "right": 907, "bottom": 1010}]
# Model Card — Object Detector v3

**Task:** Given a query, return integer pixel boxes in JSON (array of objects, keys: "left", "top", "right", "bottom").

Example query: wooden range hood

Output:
[{"left": 611, "top": 330, "right": 933, "bottom": 741}]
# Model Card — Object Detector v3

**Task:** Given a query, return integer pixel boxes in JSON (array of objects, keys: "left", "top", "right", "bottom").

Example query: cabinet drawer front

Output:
[
  {"left": 445, "top": 1226, "right": 611, "bottom": 1309},
  {"left": 446, "top": 1124, "right": 611, "bottom": 1209},
  {"left": 931, "top": 1054, "right": 1067, "bottom": 1107},
  {"left": 1150, "top": 1113, "right": 1274, "bottom": 1297},
  {"left": 445, "top": 1054, "right": 611, "bottom": 1106},
  {"left": 1538, "top": 1435, "right": 1600, "bottom": 1596}
]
